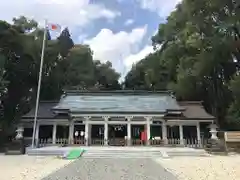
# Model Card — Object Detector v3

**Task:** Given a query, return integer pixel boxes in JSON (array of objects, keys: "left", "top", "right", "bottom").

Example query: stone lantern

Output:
[
  {"left": 208, "top": 124, "right": 218, "bottom": 140},
  {"left": 5, "top": 126, "right": 25, "bottom": 155},
  {"left": 16, "top": 126, "right": 24, "bottom": 140},
  {"left": 206, "top": 123, "right": 226, "bottom": 154}
]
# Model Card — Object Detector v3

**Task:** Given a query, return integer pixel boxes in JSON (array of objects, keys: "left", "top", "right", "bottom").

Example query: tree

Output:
[
  {"left": 0, "top": 18, "right": 40, "bottom": 131},
  {"left": 40, "top": 28, "right": 74, "bottom": 100},
  {"left": 94, "top": 60, "right": 121, "bottom": 90},
  {"left": 58, "top": 28, "right": 74, "bottom": 58},
  {"left": 13, "top": 16, "right": 38, "bottom": 32},
  {"left": 0, "top": 15, "right": 122, "bottom": 142},
  {"left": 125, "top": 51, "right": 169, "bottom": 90},
  {"left": 125, "top": 0, "right": 240, "bottom": 128}
]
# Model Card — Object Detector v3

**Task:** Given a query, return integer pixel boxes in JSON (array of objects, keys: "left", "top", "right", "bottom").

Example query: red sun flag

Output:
[{"left": 48, "top": 23, "right": 61, "bottom": 31}]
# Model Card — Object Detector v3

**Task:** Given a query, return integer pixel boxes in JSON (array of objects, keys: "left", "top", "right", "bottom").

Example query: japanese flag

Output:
[{"left": 47, "top": 23, "right": 61, "bottom": 32}]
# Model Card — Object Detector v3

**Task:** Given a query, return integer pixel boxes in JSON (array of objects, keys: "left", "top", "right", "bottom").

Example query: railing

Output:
[
  {"left": 108, "top": 138, "right": 126, "bottom": 146},
  {"left": 90, "top": 138, "right": 104, "bottom": 146},
  {"left": 131, "top": 139, "right": 143, "bottom": 146},
  {"left": 150, "top": 138, "right": 207, "bottom": 148},
  {"left": 150, "top": 139, "right": 163, "bottom": 146},
  {"left": 35, "top": 137, "right": 207, "bottom": 148},
  {"left": 37, "top": 138, "right": 53, "bottom": 147},
  {"left": 184, "top": 139, "right": 205, "bottom": 148},
  {"left": 73, "top": 137, "right": 85, "bottom": 145}
]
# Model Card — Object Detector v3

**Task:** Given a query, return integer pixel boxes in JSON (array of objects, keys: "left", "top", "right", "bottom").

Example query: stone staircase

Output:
[
  {"left": 26, "top": 146, "right": 209, "bottom": 158},
  {"left": 26, "top": 146, "right": 67, "bottom": 156},
  {"left": 82, "top": 148, "right": 163, "bottom": 159},
  {"left": 166, "top": 149, "right": 209, "bottom": 157},
  {"left": 26, "top": 146, "right": 163, "bottom": 158}
]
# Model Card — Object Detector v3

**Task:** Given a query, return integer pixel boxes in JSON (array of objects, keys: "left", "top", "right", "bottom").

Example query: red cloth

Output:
[{"left": 140, "top": 131, "right": 147, "bottom": 141}]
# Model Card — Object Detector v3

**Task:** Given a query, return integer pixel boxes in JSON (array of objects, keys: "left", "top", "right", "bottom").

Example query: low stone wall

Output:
[{"left": 226, "top": 142, "right": 240, "bottom": 152}]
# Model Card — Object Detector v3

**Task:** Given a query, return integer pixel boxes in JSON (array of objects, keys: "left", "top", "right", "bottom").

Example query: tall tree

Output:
[
  {"left": 58, "top": 28, "right": 74, "bottom": 58},
  {"left": 94, "top": 60, "right": 121, "bottom": 90},
  {"left": 125, "top": 0, "right": 240, "bottom": 128},
  {"left": 0, "top": 18, "right": 39, "bottom": 130},
  {"left": 40, "top": 28, "right": 74, "bottom": 100}
]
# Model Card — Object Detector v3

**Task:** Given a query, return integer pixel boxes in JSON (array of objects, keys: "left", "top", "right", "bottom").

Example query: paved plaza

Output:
[
  {"left": 1, "top": 153, "right": 240, "bottom": 180},
  {"left": 42, "top": 158, "right": 178, "bottom": 180}
]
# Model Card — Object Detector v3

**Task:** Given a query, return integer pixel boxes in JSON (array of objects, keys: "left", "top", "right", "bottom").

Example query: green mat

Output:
[{"left": 64, "top": 149, "right": 85, "bottom": 160}]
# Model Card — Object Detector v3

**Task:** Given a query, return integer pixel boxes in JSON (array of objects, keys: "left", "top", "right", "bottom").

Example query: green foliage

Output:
[
  {"left": 0, "top": 16, "right": 121, "bottom": 131},
  {"left": 125, "top": 0, "right": 240, "bottom": 128}
]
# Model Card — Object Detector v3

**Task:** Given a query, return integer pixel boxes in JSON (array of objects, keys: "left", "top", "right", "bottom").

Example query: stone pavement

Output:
[{"left": 42, "top": 158, "right": 178, "bottom": 180}]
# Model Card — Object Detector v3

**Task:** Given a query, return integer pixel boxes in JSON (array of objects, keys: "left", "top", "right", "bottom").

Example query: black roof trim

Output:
[
  {"left": 70, "top": 111, "right": 166, "bottom": 115},
  {"left": 164, "top": 117, "right": 215, "bottom": 120},
  {"left": 166, "top": 108, "right": 185, "bottom": 112}
]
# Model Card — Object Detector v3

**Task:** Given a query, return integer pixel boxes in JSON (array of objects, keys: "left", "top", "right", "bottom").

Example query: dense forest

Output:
[
  {"left": 0, "top": 16, "right": 121, "bottom": 132},
  {"left": 125, "top": 0, "right": 240, "bottom": 130},
  {"left": 0, "top": 0, "right": 240, "bottom": 134}
]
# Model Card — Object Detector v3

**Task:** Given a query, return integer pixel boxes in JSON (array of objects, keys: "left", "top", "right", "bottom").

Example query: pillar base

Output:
[
  {"left": 180, "top": 139, "right": 184, "bottom": 145},
  {"left": 104, "top": 139, "right": 108, "bottom": 146},
  {"left": 127, "top": 139, "right": 132, "bottom": 146},
  {"left": 146, "top": 140, "right": 150, "bottom": 146}
]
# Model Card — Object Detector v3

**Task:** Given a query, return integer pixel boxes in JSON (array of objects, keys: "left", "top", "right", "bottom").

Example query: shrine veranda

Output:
[{"left": 19, "top": 91, "right": 215, "bottom": 146}]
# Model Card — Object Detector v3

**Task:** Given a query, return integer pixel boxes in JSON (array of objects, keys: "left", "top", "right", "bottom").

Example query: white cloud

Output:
[
  {"left": 138, "top": 0, "right": 182, "bottom": 17},
  {"left": 124, "top": 45, "right": 154, "bottom": 67},
  {"left": 0, "top": 0, "right": 120, "bottom": 28},
  {"left": 124, "top": 19, "right": 134, "bottom": 26},
  {"left": 84, "top": 26, "right": 148, "bottom": 73},
  {"left": 78, "top": 34, "right": 88, "bottom": 43}
]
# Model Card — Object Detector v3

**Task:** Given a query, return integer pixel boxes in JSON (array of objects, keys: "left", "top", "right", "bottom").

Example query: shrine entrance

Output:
[{"left": 108, "top": 124, "right": 127, "bottom": 146}]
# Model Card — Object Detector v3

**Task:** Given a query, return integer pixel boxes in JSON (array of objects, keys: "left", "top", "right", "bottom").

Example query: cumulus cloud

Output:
[
  {"left": 0, "top": 0, "right": 120, "bottom": 28},
  {"left": 84, "top": 26, "right": 148, "bottom": 73},
  {"left": 137, "top": 0, "right": 182, "bottom": 17},
  {"left": 124, "top": 19, "right": 134, "bottom": 26},
  {"left": 124, "top": 45, "right": 154, "bottom": 67}
]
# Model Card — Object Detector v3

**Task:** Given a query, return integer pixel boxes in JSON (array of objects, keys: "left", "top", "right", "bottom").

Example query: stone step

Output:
[
  {"left": 5, "top": 150, "right": 24, "bottom": 155},
  {"left": 82, "top": 156, "right": 161, "bottom": 159},
  {"left": 82, "top": 148, "right": 163, "bottom": 158},
  {"left": 83, "top": 153, "right": 162, "bottom": 155},
  {"left": 85, "top": 150, "right": 162, "bottom": 153},
  {"left": 27, "top": 149, "right": 66, "bottom": 156},
  {"left": 83, "top": 151, "right": 162, "bottom": 158},
  {"left": 166, "top": 151, "right": 209, "bottom": 157}
]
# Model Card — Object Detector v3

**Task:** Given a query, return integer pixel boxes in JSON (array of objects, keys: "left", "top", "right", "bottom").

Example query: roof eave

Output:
[
  {"left": 63, "top": 90, "right": 173, "bottom": 96},
  {"left": 70, "top": 111, "right": 166, "bottom": 114},
  {"left": 164, "top": 117, "right": 215, "bottom": 120}
]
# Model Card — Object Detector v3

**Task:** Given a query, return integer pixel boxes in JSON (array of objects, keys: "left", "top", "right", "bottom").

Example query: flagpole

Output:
[{"left": 31, "top": 19, "right": 48, "bottom": 148}]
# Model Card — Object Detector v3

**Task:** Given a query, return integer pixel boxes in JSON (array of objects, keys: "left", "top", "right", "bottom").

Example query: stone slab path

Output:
[{"left": 42, "top": 158, "right": 178, "bottom": 180}]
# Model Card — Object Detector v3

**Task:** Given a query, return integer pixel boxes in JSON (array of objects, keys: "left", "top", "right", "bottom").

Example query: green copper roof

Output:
[{"left": 53, "top": 92, "right": 182, "bottom": 113}]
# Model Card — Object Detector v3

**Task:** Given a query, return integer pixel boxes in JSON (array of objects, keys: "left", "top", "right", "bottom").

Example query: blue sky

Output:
[{"left": 0, "top": 0, "right": 181, "bottom": 78}]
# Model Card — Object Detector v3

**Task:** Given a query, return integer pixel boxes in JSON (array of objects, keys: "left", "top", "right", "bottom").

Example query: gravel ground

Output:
[
  {"left": 155, "top": 155, "right": 240, "bottom": 180},
  {"left": 0, "top": 155, "right": 73, "bottom": 180},
  {"left": 42, "top": 158, "right": 178, "bottom": 180}
]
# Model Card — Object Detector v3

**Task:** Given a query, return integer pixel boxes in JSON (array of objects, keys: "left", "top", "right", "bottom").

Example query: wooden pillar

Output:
[
  {"left": 68, "top": 120, "right": 74, "bottom": 144},
  {"left": 144, "top": 116, "right": 152, "bottom": 146},
  {"left": 162, "top": 121, "right": 167, "bottom": 144},
  {"left": 52, "top": 123, "right": 57, "bottom": 144},
  {"left": 179, "top": 125, "right": 184, "bottom": 145},
  {"left": 126, "top": 116, "right": 133, "bottom": 146},
  {"left": 84, "top": 117, "right": 90, "bottom": 146},
  {"left": 103, "top": 116, "right": 109, "bottom": 146}
]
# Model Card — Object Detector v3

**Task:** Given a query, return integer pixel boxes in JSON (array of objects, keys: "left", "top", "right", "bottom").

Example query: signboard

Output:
[{"left": 225, "top": 131, "right": 240, "bottom": 142}]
